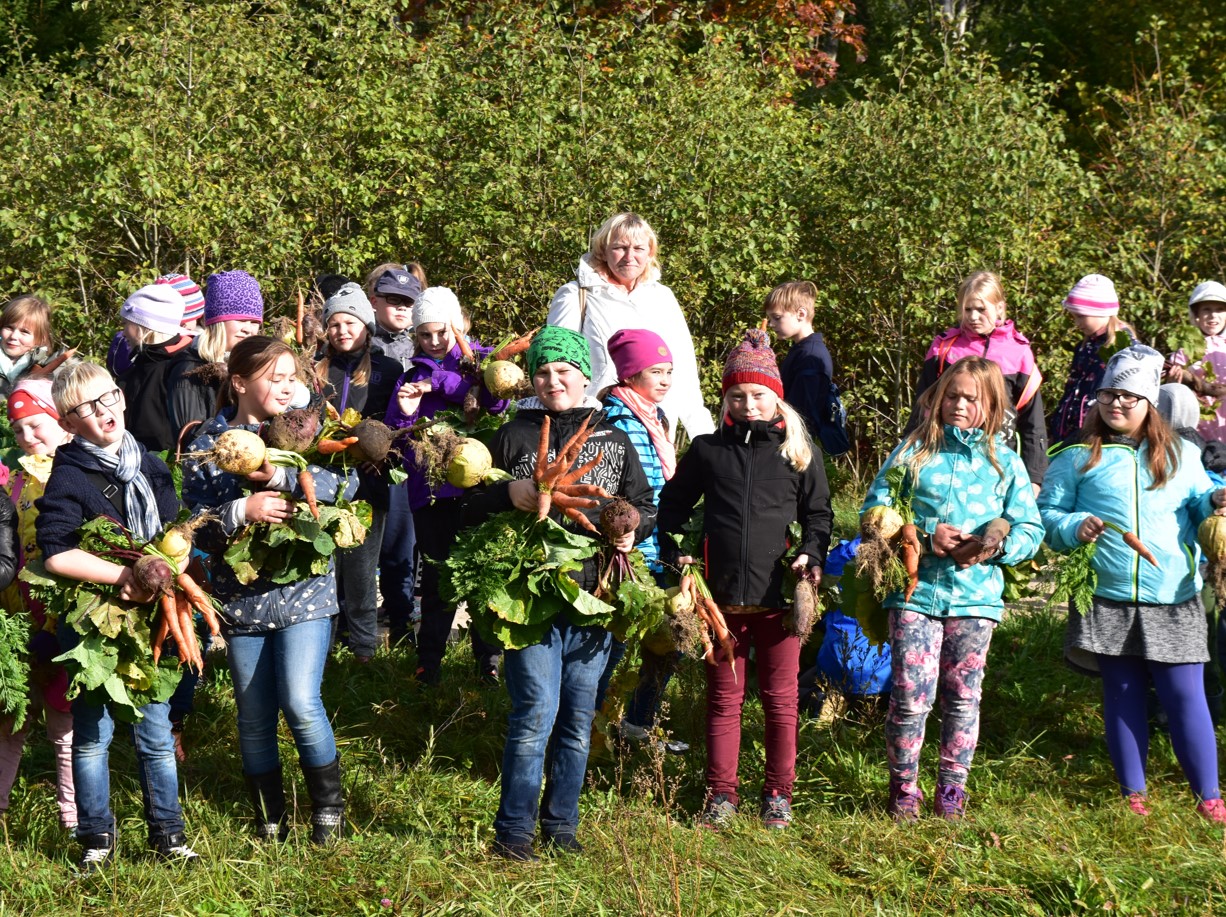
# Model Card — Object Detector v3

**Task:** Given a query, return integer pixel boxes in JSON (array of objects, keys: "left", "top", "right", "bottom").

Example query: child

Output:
[
  {"left": 591, "top": 328, "right": 685, "bottom": 749},
  {"left": 0, "top": 295, "right": 61, "bottom": 396},
  {"left": 106, "top": 274, "right": 204, "bottom": 379},
  {"left": 116, "top": 284, "right": 194, "bottom": 452},
  {"left": 1167, "top": 281, "right": 1226, "bottom": 445},
  {"left": 35, "top": 361, "right": 198, "bottom": 871},
  {"left": 367, "top": 266, "right": 423, "bottom": 370},
  {"left": 764, "top": 280, "right": 847, "bottom": 457},
  {"left": 658, "top": 329, "right": 833, "bottom": 830},
  {"left": 384, "top": 287, "right": 506, "bottom": 680},
  {"left": 462, "top": 326, "right": 655, "bottom": 860},
  {"left": 1038, "top": 344, "right": 1226, "bottom": 823},
  {"left": 0, "top": 379, "right": 75, "bottom": 831},
  {"left": 864, "top": 356, "right": 1042, "bottom": 821},
  {"left": 315, "top": 283, "right": 401, "bottom": 663},
  {"left": 1048, "top": 273, "right": 1137, "bottom": 446},
  {"left": 182, "top": 335, "right": 356, "bottom": 843},
  {"left": 909, "top": 272, "right": 1047, "bottom": 487}
]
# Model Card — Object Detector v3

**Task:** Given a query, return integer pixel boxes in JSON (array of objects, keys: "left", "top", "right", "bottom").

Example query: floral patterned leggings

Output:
[{"left": 886, "top": 609, "right": 996, "bottom": 793}]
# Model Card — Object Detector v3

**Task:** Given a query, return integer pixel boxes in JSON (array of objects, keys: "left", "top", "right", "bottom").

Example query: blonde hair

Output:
[
  {"left": 195, "top": 322, "right": 230, "bottom": 363},
  {"left": 52, "top": 361, "right": 114, "bottom": 416},
  {"left": 764, "top": 281, "right": 817, "bottom": 317},
  {"left": 364, "top": 260, "right": 428, "bottom": 296},
  {"left": 957, "top": 271, "right": 1007, "bottom": 322},
  {"left": 589, "top": 213, "right": 661, "bottom": 284},
  {"left": 126, "top": 326, "right": 176, "bottom": 350},
  {"left": 2, "top": 295, "right": 54, "bottom": 350},
  {"left": 719, "top": 393, "right": 814, "bottom": 473},
  {"left": 903, "top": 356, "right": 1008, "bottom": 477}
]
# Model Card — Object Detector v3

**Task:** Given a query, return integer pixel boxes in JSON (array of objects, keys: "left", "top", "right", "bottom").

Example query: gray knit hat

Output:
[
  {"left": 1158, "top": 382, "right": 1201, "bottom": 432},
  {"left": 1099, "top": 344, "right": 1164, "bottom": 406},
  {"left": 322, "top": 282, "right": 376, "bottom": 336}
]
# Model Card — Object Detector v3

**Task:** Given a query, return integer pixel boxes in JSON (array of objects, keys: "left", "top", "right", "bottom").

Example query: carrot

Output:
[
  {"left": 150, "top": 599, "right": 172, "bottom": 665},
  {"left": 28, "top": 348, "right": 76, "bottom": 378},
  {"left": 298, "top": 468, "right": 319, "bottom": 520},
  {"left": 556, "top": 451, "right": 604, "bottom": 488},
  {"left": 533, "top": 415, "right": 552, "bottom": 483},
  {"left": 536, "top": 485, "right": 553, "bottom": 522},
  {"left": 554, "top": 483, "right": 611, "bottom": 499},
  {"left": 557, "top": 413, "right": 597, "bottom": 468},
  {"left": 1122, "top": 532, "right": 1159, "bottom": 567},
  {"left": 451, "top": 323, "right": 475, "bottom": 362},
  {"left": 899, "top": 523, "right": 921, "bottom": 601},
  {"left": 317, "top": 436, "right": 359, "bottom": 455},
  {"left": 559, "top": 505, "right": 601, "bottom": 534},
  {"left": 176, "top": 573, "right": 213, "bottom": 620},
  {"left": 178, "top": 592, "right": 202, "bottom": 673},
  {"left": 758, "top": 317, "right": 768, "bottom": 331},
  {"left": 161, "top": 592, "right": 188, "bottom": 669},
  {"left": 701, "top": 596, "right": 736, "bottom": 672},
  {"left": 552, "top": 493, "right": 599, "bottom": 511},
  {"left": 296, "top": 289, "right": 305, "bottom": 345},
  {"left": 492, "top": 328, "right": 539, "bottom": 362}
]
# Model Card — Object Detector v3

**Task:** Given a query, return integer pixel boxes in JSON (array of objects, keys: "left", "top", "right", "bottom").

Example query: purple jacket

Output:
[{"left": 384, "top": 341, "right": 508, "bottom": 510}]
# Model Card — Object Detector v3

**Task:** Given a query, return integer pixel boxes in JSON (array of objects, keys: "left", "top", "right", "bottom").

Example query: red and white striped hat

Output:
[{"left": 1062, "top": 273, "right": 1119, "bottom": 317}]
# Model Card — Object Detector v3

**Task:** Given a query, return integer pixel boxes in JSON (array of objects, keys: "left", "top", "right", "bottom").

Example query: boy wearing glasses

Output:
[
  {"left": 35, "top": 360, "right": 198, "bottom": 873},
  {"left": 369, "top": 268, "right": 423, "bottom": 370}
]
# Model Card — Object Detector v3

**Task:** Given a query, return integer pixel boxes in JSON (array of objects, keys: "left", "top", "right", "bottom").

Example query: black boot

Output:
[
  {"left": 245, "top": 767, "right": 288, "bottom": 841},
  {"left": 301, "top": 757, "right": 344, "bottom": 845}
]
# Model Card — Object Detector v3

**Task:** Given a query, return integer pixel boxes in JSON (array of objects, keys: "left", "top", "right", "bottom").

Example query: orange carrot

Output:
[
  {"left": 298, "top": 469, "right": 319, "bottom": 520},
  {"left": 556, "top": 451, "right": 604, "bottom": 488},
  {"left": 1122, "top": 532, "right": 1159, "bottom": 567},
  {"left": 150, "top": 600, "right": 172, "bottom": 665},
  {"left": 554, "top": 483, "right": 611, "bottom": 499},
  {"left": 493, "top": 328, "right": 539, "bottom": 362},
  {"left": 559, "top": 504, "right": 601, "bottom": 533},
  {"left": 899, "top": 523, "right": 921, "bottom": 601},
  {"left": 317, "top": 436, "right": 359, "bottom": 455},
  {"left": 178, "top": 593, "right": 202, "bottom": 673},
  {"left": 451, "top": 323, "right": 475, "bottom": 362},
  {"left": 296, "top": 289, "right": 305, "bottom": 345},
  {"left": 176, "top": 573, "right": 213, "bottom": 617},
  {"left": 161, "top": 592, "right": 188, "bottom": 669},
  {"left": 537, "top": 484, "right": 553, "bottom": 521},
  {"left": 552, "top": 493, "right": 599, "bottom": 511},
  {"left": 533, "top": 415, "right": 552, "bottom": 483}
]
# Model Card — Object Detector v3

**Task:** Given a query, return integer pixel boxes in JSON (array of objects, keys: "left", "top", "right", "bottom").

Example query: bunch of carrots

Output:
[
  {"left": 676, "top": 566, "right": 736, "bottom": 681},
  {"left": 530, "top": 411, "right": 611, "bottom": 532}
]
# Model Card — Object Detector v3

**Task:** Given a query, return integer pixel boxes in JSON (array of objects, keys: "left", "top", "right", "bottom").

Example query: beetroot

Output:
[
  {"left": 350, "top": 418, "right": 395, "bottom": 464},
  {"left": 600, "top": 498, "right": 640, "bottom": 541},
  {"left": 133, "top": 554, "right": 176, "bottom": 597},
  {"left": 265, "top": 408, "right": 320, "bottom": 453}
]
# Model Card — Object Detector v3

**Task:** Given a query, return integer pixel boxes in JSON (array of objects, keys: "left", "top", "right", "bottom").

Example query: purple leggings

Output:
[{"left": 1097, "top": 655, "right": 1221, "bottom": 800}]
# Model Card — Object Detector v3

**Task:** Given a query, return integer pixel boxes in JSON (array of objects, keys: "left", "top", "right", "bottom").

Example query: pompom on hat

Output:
[
  {"left": 204, "top": 270, "right": 265, "bottom": 326},
  {"left": 156, "top": 272, "right": 205, "bottom": 325},
  {"left": 7, "top": 376, "right": 57, "bottom": 420},
  {"left": 722, "top": 328, "right": 783, "bottom": 398},
  {"left": 608, "top": 328, "right": 672, "bottom": 382},
  {"left": 1063, "top": 273, "right": 1120, "bottom": 317},
  {"left": 119, "top": 284, "right": 186, "bottom": 337},
  {"left": 1099, "top": 343, "right": 1163, "bottom": 406}
]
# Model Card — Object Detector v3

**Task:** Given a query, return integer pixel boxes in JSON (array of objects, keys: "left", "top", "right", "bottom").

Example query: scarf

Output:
[
  {"left": 0, "top": 349, "right": 34, "bottom": 384},
  {"left": 74, "top": 431, "right": 164, "bottom": 542},
  {"left": 610, "top": 385, "right": 676, "bottom": 480}
]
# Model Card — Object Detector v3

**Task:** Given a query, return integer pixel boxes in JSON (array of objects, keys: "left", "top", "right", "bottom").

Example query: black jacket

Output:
[
  {"left": 0, "top": 496, "right": 16, "bottom": 591},
  {"left": 462, "top": 400, "right": 657, "bottom": 593},
  {"left": 164, "top": 338, "right": 222, "bottom": 438},
  {"left": 320, "top": 348, "right": 402, "bottom": 509},
  {"left": 120, "top": 334, "right": 194, "bottom": 453},
  {"left": 658, "top": 415, "right": 833, "bottom": 608}
]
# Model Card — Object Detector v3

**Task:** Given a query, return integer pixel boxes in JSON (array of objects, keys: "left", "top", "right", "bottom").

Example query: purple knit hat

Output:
[
  {"left": 204, "top": 270, "right": 265, "bottom": 326},
  {"left": 1063, "top": 274, "right": 1120, "bottom": 317},
  {"left": 156, "top": 272, "right": 205, "bottom": 324},
  {"left": 120, "top": 284, "right": 185, "bottom": 337},
  {"left": 608, "top": 328, "right": 672, "bottom": 381},
  {"left": 722, "top": 328, "right": 782, "bottom": 398}
]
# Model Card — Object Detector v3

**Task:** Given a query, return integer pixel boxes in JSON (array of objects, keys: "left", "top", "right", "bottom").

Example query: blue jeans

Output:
[
  {"left": 226, "top": 617, "right": 336, "bottom": 775},
  {"left": 494, "top": 618, "right": 611, "bottom": 843}
]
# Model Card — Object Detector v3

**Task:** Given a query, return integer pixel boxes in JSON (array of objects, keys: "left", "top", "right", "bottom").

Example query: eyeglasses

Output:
[
  {"left": 377, "top": 294, "right": 414, "bottom": 309},
  {"left": 69, "top": 388, "right": 122, "bottom": 418},
  {"left": 1096, "top": 390, "right": 1140, "bottom": 409}
]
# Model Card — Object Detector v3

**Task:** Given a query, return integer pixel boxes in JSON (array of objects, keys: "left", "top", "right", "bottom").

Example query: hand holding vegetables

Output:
[
  {"left": 245, "top": 491, "right": 295, "bottom": 524},
  {"left": 946, "top": 518, "right": 1011, "bottom": 568},
  {"left": 1077, "top": 515, "right": 1158, "bottom": 566}
]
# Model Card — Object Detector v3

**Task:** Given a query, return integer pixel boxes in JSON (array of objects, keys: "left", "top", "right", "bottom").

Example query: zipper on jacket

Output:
[
  {"left": 739, "top": 427, "right": 756, "bottom": 606},
  {"left": 1131, "top": 448, "right": 1140, "bottom": 601}
]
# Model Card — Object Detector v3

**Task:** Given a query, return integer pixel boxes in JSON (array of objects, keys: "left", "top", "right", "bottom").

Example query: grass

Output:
[{"left": 2, "top": 607, "right": 1225, "bottom": 916}]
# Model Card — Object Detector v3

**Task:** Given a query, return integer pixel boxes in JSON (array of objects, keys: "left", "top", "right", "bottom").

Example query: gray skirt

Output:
[{"left": 1065, "top": 594, "right": 1209, "bottom": 676}]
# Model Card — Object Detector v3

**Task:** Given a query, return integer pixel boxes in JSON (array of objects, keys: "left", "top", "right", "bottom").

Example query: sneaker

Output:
[
  {"left": 700, "top": 794, "right": 738, "bottom": 830},
  {"left": 1196, "top": 798, "right": 1226, "bottom": 825},
  {"left": 1126, "top": 793, "right": 1152, "bottom": 817},
  {"left": 151, "top": 833, "right": 201, "bottom": 864},
  {"left": 492, "top": 837, "right": 539, "bottom": 862},
  {"left": 934, "top": 784, "right": 967, "bottom": 820},
  {"left": 887, "top": 781, "right": 923, "bottom": 823},
  {"left": 76, "top": 834, "right": 115, "bottom": 875},
  {"left": 760, "top": 791, "right": 792, "bottom": 830}
]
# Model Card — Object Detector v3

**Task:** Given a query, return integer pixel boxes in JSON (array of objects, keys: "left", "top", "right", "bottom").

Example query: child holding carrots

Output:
[
  {"left": 0, "top": 379, "right": 75, "bottom": 832},
  {"left": 1038, "top": 344, "right": 1226, "bottom": 823},
  {"left": 35, "top": 361, "right": 198, "bottom": 872},
  {"left": 383, "top": 287, "right": 507, "bottom": 682},
  {"left": 863, "top": 356, "right": 1043, "bottom": 821},
  {"left": 657, "top": 329, "right": 833, "bottom": 830},
  {"left": 181, "top": 335, "right": 358, "bottom": 843}
]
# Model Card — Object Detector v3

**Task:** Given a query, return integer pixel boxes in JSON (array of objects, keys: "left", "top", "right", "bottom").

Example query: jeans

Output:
[
  {"left": 336, "top": 508, "right": 388, "bottom": 657},
  {"left": 381, "top": 484, "right": 418, "bottom": 637},
  {"left": 494, "top": 617, "right": 611, "bottom": 843},
  {"left": 226, "top": 617, "right": 337, "bottom": 775}
]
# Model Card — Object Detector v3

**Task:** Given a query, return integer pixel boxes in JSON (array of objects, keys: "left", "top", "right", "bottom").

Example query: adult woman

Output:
[{"left": 547, "top": 212, "right": 714, "bottom": 440}]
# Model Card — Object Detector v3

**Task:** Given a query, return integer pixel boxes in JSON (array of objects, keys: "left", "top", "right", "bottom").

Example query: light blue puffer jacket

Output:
[
  {"left": 861, "top": 426, "right": 1044, "bottom": 621},
  {"left": 1038, "top": 438, "right": 1217, "bottom": 605}
]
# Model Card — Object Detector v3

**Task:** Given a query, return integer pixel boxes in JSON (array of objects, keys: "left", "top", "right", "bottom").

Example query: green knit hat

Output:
[{"left": 526, "top": 325, "right": 591, "bottom": 379}]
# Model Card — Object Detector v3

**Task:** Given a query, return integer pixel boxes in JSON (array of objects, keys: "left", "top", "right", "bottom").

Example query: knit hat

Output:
[
  {"left": 374, "top": 269, "right": 423, "bottom": 303},
  {"left": 1063, "top": 274, "right": 1120, "bottom": 317},
  {"left": 322, "top": 282, "right": 377, "bottom": 336},
  {"left": 7, "top": 376, "right": 57, "bottom": 421},
  {"left": 155, "top": 273, "right": 205, "bottom": 325},
  {"left": 526, "top": 325, "right": 591, "bottom": 379},
  {"left": 721, "top": 328, "right": 783, "bottom": 398},
  {"left": 1188, "top": 281, "right": 1226, "bottom": 313},
  {"left": 412, "top": 287, "right": 461, "bottom": 330},
  {"left": 120, "top": 283, "right": 185, "bottom": 337},
  {"left": 1099, "top": 343, "right": 1163, "bottom": 406},
  {"left": 608, "top": 328, "right": 672, "bottom": 382},
  {"left": 204, "top": 270, "right": 265, "bottom": 326},
  {"left": 1158, "top": 382, "right": 1201, "bottom": 432}
]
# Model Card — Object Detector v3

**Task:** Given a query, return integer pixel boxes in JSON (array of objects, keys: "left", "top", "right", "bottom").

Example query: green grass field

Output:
[{"left": 1, "top": 603, "right": 1224, "bottom": 916}]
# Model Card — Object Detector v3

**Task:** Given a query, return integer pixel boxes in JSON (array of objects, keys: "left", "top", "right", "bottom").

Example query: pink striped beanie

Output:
[{"left": 1063, "top": 274, "right": 1119, "bottom": 317}]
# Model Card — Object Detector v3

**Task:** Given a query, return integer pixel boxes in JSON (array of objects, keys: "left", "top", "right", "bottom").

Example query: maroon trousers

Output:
[{"left": 705, "top": 610, "right": 800, "bottom": 805}]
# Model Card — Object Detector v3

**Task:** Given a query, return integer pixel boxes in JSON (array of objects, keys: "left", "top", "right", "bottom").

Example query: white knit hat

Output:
[
  {"left": 412, "top": 287, "right": 461, "bottom": 330},
  {"left": 1063, "top": 274, "right": 1120, "bottom": 317},
  {"left": 1188, "top": 281, "right": 1226, "bottom": 312},
  {"left": 119, "top": 284, "right": 186, "bottom": 337},
  {"left": 1100, "top": 344, "right": 1163, "bottom": 405}
]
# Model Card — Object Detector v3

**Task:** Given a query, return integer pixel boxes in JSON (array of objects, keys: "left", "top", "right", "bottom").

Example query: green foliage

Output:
[
  {"left": 1047, "top": 540, "right": 1099, "bottom": 615},
  {"left": 0, "top": 608, "right": 32, "bottom": 728},
  {"left": 223, "top": 496, "right": 373, "bottom": 585}
]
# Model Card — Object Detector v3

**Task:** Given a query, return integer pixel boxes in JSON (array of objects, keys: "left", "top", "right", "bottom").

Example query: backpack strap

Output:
[
  {"left": 577, "top": 286, "right": 588, "bottom": 332},
  {"left": 84, "top": 470, "right": 125, "bottom": 519}
]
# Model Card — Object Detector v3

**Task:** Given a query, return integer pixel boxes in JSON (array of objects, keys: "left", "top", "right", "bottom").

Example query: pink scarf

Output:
[{"left": 610, "top": 384, "right": 676, "bottom": 480}]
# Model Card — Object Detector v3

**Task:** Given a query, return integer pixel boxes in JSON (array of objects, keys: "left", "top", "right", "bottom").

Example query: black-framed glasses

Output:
[
  {"left": 1096, "top": 390, "right": 1140, "bottom": 409},
  {"left": 69, "top": 388, "right": 122, "bottom": 418},
  {"left": 377, "top": 294, "right": 414, "bottom": 308}
]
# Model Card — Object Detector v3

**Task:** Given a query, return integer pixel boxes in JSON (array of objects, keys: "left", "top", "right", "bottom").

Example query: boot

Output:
[
  {"left": 245, "top": 767, "right": 289, "bottom": 841},
  {"left": 301, "top": 756, "right": 344, "bottom": 845}
]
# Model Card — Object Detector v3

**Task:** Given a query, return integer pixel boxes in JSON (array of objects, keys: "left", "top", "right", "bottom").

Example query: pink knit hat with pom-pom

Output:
[{"left": 722, "top": 328, "right": 783, "bottom": 398}]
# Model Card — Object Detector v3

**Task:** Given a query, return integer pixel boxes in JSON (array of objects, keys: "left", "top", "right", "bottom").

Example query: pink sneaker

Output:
[
  {"left": 1126, "top": 793, "right": 1151, "bottom": 816},
  {"left": 1196, "top": 798, "right": 1226, "bottom": 825}
]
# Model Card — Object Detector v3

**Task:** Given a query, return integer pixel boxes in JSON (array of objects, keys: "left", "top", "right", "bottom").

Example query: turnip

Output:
[
  {"left": 483, "top": 360, "right": 526, "bottom": 399},
  {"left": 206, "top": 429, "right": 268, "bottom": 475},
  {"left": 446, "top": 438, "right": 493, "bottom": 488}
]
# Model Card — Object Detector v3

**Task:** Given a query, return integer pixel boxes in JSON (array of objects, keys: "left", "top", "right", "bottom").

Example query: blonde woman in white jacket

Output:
[{"left": 547, "top": 213, "right": 715, "bottom": 441}]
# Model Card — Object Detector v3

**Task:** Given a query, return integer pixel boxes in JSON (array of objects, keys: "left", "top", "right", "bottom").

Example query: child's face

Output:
[
  {"left": 11, "top": 412, "right": 70, "bottom": 456},
  {"left": 372, "top": 293, "right": 415, "bottom": 332},
  {"left": 533, "top": 361, "right": 587, "bottom": 412},
  {"left": 60, "top": 378, "right": 126, "bottom": 448},
  {"left": 604, "top": 234, "right": 651, "bottom": 288},
  {"left": 223, "top": 319, "right": 262, "bottom": 353},
  {"left": 233, "top": 353, "right": 298, "bottom": 421},
  {"left": 1097, "top": 389, "right": 1147, "bottom": 436},
  {"left": 628, "top": 363, "right": 672, "bottom": 404},
  {"left": 959, "top": 296, "right": 1003, "bottom": 337},
  {"left": 765, "top": 307, "right": 806, "bottom": 342},
  {"left": 940, "top": 372, "right": 984, "bottom": 430},
  {"left": 1070, "top": 312, "right": 1110, "bottom": 338},
  {"left": 415, "top": 322, "right": 452, "bottom": 360},
  {"left": 326, "top": 313, "right": 368, "bottom": 353},
  {"left": 1193, "top": 301, "right": 1226, "bottom": 337},
  {"left": 0, "top": 322, "right": 38, "bottom": 359},
  {"left": 724, "top": 383, "right": 779, "bottom": 423}
]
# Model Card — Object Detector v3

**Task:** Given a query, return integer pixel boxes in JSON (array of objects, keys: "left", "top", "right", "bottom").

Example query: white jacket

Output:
[{"left": 547, "top": 255, "right": 715, "bottom": 440}]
